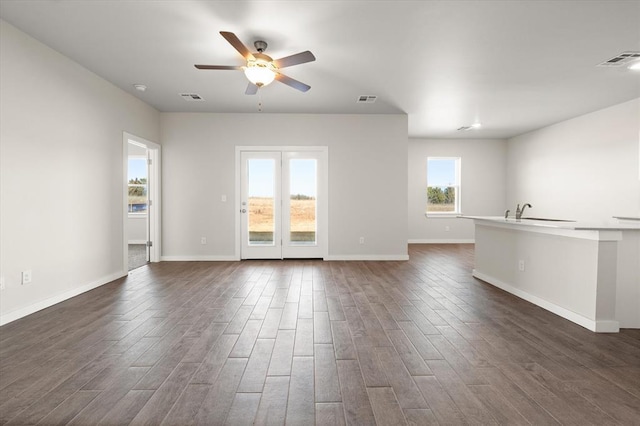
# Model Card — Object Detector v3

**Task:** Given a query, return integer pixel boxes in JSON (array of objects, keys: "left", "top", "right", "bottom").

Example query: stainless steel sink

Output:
[{"left": 521, "top": 217, "right": 576, "bottom": 222}]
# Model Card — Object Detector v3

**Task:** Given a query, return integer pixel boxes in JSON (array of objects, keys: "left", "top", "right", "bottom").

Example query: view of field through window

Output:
[
  {"left": 427, "top": 157, "right": 460, "bottom": 213},
  {"left": 427, "top": 187, "right": 456, "bottom": 212},
  {"left": 247, "top": 158, "right": 317, "bottom": 245},
  {"left": 128, "top": 157, "right": 148, "bottom": 213}
]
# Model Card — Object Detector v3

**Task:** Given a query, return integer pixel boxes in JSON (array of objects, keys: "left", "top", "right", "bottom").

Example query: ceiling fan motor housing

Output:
[{"left": 254, "top": 40, "right": 268, "bottom": 53}]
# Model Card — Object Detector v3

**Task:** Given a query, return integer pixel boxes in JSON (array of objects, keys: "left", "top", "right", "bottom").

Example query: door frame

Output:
[
  {"left": 123, "top": 132, "right": 161, "bottom": 271},
  {"left": 235, "top": 146, "right": 329, "bottom": 260}
]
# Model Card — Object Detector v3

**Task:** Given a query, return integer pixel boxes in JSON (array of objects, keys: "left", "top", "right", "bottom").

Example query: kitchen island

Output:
[{"left": 462, "top": 216, "right": 640, "bottom": 332}]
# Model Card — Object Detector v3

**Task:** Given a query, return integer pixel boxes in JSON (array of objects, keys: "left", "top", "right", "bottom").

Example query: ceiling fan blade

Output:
[
  {"left": 275, "top": 73, "right": 311, "bottom": 92},
  {"left": 195, "top": 65, "right": 243, "bottom": 70},
  {"left": 245, "top": 83, "right": 259, "bottom": 95},
  {"left": 273, "top": 51, "right": 316, "bottom": 69},
  {"left": 220, "top": 31, "right": 255, "bottom": 61}
]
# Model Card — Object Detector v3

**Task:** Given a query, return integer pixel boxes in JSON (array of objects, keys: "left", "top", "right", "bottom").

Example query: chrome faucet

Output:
[
  {"left": 515, "top": 203, "right": 532, "bottom": 220},
  {"left": 504, "top": 209, "right": 510, "bottom": 220}
]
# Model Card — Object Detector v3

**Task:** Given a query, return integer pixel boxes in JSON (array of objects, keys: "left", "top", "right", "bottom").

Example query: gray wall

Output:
[
  {"left": 408, "top": 138, "right": 508, "bottom": 242},
  {"left": 160, "top": 113, "right": 409, "bottom": 260},
  {"left": 0, "top": 20, "right": 160, "bottom": 323},
  {"left": 409, "top": 97, "right": 640, "bottom": 242},
  {"left": 506, "top": 98, "right": 640, "bottom": 222}
]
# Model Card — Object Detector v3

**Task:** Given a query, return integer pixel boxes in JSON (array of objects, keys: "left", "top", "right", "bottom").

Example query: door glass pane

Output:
[
  {"left": 289, "top": 159, "right": 317, "bottom": 245},
  {"left": 248, "top": 159, "right": 275, "bottom": 245},
  {"left": 128, "top": 158, "right": 148, "bottom": 213}
]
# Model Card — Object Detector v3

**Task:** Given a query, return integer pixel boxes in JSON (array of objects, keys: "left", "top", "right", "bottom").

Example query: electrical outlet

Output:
[
  {"left": 445, "top": 226, "right": 450, "bottom": 231},
  {"left": 221, "top": 195, "right": 227, "bottom": 202},
  {"left": 22, "top": 270, "right": 32, "bottom": 284},
  {"left": 201, "top": 237, "right": 207, "bottom": 245},
  {"left": 518, "top": 260, "right": 525, "bottom": 272},
  {"left": 359, "top": 237, "right": 365, "bottom": 244}
]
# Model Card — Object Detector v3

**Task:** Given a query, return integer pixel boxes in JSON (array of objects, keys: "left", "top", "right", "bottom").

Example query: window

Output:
[
  {"left": 426, "top": 157, "right": 461, "bottom": 215},
  {"left": 128, "top": 157, "right": 148, "bottom": 214}
]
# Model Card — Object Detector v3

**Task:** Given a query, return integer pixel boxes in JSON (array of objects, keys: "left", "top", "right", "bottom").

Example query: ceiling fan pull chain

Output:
[{"left": 258, "top": 91, "right": 263, "bottom": 112}]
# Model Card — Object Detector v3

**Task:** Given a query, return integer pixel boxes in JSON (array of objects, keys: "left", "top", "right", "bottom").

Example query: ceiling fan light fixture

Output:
[
  {"left": 628, "top": 60, "right": 640, "bottom": 71},
  {"left": 244, "top": 59, "right": 276, "bottom": 87}
]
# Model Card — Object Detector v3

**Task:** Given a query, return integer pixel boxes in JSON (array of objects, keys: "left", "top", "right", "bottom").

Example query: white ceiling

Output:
[{"left": 1, "top": 1, "right": 639, "bottom": 139}]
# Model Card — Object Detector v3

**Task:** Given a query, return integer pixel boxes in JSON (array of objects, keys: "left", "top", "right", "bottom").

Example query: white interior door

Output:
[
  {"left": 240, "top": 149, "right": 326, "bottom": 260},
  {"left": 124, "top": 132, "right": 161, "bottom": 272}
]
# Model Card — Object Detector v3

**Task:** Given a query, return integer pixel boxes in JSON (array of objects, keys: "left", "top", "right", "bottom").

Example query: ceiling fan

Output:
[{"left": 195, "top": 31, "right": 316, "bottom": 95}]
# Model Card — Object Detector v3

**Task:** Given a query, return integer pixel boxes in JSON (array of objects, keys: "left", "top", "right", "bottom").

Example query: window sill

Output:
[
  {"left": 425, "top": 213, "right": 461, "bottom": 218},
  {"left": 128, "top": 213, "right": 148, "bottom": 219}
]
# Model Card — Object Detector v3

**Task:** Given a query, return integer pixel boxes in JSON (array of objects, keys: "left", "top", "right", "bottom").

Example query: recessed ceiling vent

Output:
[
  {"left": 597, "top": 52, "right": 640, "bottom": 67},
  {"left": 357, "top": 95, "right": 377, "bottom": 103},
  {"left": 180, "top": 93, "right": 205, "bottom": 101}
]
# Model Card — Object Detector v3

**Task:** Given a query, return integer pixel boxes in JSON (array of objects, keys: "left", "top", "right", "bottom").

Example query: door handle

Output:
[{"left": 241, "top": 209, "right": 246, "bottom": 213}]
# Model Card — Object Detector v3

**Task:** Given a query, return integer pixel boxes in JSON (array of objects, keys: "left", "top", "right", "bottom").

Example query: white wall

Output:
[
  {"left": 0, "top": 20, "right": 160, "bottom": 324},
  {"left": 506, "top": 98, "right": 640, "bottom": 222},
  {"left": 616, "top": 228, "right": 640, "bottom": 328},
  {"left": 473, "top": 222, "right": 627, "bottom": 332},
  {"left": 160, "top": 113, "right": 408, "bottom": 260},
  {"left": 408, "top": 138, "right": 508, "bottom": 242}
]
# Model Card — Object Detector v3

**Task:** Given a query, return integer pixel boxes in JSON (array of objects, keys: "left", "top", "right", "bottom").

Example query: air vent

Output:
[
  {"left": 180, "top": 93, "right": 205, "bottom": 101},
  {"left": 597, "top": 51, "right": 640, "bottom": 67},
  {"left": 357, "top": 95, "right": 377, "bottom": 103}
]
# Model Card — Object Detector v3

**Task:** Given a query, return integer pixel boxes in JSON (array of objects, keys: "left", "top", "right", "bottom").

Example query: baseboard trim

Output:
[
  {"left": 162, "top": 255, "right": 409, "bottom": 262},
  {"left": 0, "top": 270, "right": 127, "bottom": 326},
  {"left": 472, "top": 270, "right": 619, "bottom": 333},
  {"left": 593, "top": 320, "right": 621, "bottom": 333},
  {"left": 161, "top": 255, "right": 239, "bottom": 261},
  {"left": 324, "top": 254, "right": 409, "bottom": 261},
  {"left": 408, "top": 239, "right": 475, "bottom": 244}
]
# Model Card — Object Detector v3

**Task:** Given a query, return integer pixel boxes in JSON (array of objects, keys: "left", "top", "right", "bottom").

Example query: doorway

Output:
[
  {"left": 237, "top": 147, "right": 328, "bottom": 260},
  {"left": 123, "top": 133, "right": 161, "bottom": 271}
]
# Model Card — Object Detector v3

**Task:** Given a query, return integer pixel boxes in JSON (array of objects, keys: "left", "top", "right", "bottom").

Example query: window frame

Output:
[{"left": 425, "top": 156, "right": 461, "bottom": 217}]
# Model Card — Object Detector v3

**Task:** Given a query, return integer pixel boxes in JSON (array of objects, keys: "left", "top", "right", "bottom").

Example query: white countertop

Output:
[
  {"left": 460, "top": 216, "right": 640, "bottom": 231},
  {"left": 614, "top": 216, "right": 640, "bottom": 221}
]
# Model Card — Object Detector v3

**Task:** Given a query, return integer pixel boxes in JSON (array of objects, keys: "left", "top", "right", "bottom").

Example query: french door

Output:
[{"left": 240, "top": 149, "right": 327, "bottom": 259}]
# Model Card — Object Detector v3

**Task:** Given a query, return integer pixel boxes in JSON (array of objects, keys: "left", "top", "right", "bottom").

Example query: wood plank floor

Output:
[{"left": 1, "top": 244, "right": 640, "bottom": 425}]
